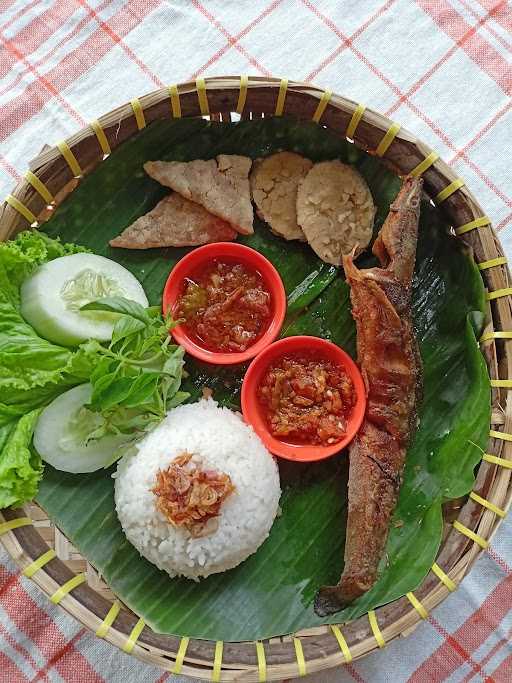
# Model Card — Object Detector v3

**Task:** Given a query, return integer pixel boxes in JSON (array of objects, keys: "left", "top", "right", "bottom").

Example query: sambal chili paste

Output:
[
  {"left": 258, "top": 352, "right": 355, "bottom": 445},
  {"left": 177, "top": 260, "right": 271, "bottom": 353}
]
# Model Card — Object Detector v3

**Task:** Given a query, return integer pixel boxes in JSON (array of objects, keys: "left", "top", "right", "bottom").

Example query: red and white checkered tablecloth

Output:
[{"left": 0, "top": 1, "right": 511, "bottom": 681}]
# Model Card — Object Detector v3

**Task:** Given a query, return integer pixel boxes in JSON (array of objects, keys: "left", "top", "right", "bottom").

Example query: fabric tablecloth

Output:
[{"left": 1, "top": 1, "right": 511, "bottom": 681}]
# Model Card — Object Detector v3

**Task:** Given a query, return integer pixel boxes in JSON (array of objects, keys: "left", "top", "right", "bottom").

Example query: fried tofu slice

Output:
[
  {"left": 109, "top": 194, "right": 237, "bottom": 249},
  {"left": 297, "top": 160, "right": 376, "bottom": 265},
  {"left": 250, "top": 152, "right": 313, "bottom": 240},
  {"left": 144, "top": 155, "right": 254, "bottom": 235}
]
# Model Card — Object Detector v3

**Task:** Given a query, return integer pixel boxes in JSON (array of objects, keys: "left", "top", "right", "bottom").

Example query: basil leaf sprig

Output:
[{"left": 79, "top": 297, "right": 189, "bottom": 448}]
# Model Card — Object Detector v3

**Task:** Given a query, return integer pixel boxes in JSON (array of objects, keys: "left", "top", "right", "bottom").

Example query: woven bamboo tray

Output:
[{"left": 0, "top": 76, "right": 511, "bottom": 682}]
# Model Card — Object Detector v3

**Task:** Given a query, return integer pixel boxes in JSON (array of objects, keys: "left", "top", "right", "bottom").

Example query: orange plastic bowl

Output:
[
  {"left": 162, "top": 242, "right": 287, "bottom": 365},
  {"left": 241, "top": 335, "right": 366, "bottom": 462}
]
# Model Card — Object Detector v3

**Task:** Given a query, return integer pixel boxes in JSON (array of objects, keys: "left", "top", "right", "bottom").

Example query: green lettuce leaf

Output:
[
  {"left": 0, "top": 231, "right": 96, "bottom": 505},
  {"left": 0, "top": 229, "right": 87, "bottom": 305},
  {"left": 0, "top": 410, "right": 43, "bottom": 508},
  {"left": 0, "top": 231, "right": 94, "bottom": 424}
]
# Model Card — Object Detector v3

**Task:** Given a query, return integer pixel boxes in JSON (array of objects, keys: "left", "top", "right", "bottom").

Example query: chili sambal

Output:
[
  {"left": 176, "top": 260, "right": 272, "bottom": 353},
  {"left": 258, "top": 352, "right": 355, "bottom": 445}
]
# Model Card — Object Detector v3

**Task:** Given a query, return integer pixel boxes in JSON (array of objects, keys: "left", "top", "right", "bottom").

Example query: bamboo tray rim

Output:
[{"left": 0, "top": 75, "right": 511, "bottom": 682}]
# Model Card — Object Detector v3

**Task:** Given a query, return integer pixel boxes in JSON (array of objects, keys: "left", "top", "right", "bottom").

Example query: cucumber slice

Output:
[
  {"left": 21, "top": 253, "right": 148, "bottom": 346},
  {"left": 34, "top": 384, "right": 126, "bottom": 473}
]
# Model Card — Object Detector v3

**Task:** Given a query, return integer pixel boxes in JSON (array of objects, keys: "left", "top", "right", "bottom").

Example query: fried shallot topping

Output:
[{"left": 152, "top": 452, "right": 235, "bottom": 538}]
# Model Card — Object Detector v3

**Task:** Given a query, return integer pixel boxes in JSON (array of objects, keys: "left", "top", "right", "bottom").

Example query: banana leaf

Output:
[{"left": 35, "top": 118, "right": 489, "bottom": 641}]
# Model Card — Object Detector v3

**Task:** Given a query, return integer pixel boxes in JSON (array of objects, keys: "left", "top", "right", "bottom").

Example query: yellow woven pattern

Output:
[
  {"left": 375, "top": 122, "right": 400, "bottom": 157},
  {"left": 487, "top": 288, "right": 512, "bottom": 301},
  {"left": 470, "top": 491, "right": 506, "bottom": 518},
  {"left": 483, "top": 453, "right": 512, "bottom": 469},
  {"left": 236, "top": 75, "right": 248, "bottom": 114},
  {"left": 478, "top": 256, "right": 507, "bottom": 270},
  {"left": 432, "top": 562, "right": 456, "bottom": 591},
  {"left": 330, "top": 625, "right": 352, "bottom": 663},
  {"left": 293, "top": 637, "right": 306, "bottom": 676},
  {"left": 435, "top": 178, "right": 465, "bottom": 203},
  {"left": 96, "top": 601, "right": 121, "bottom": 638},
  {"left": 312, "top": 89, "right": 332, "bottom": 123},
  {"left": 23, "top": 549, "right": 56, "bottom": 578},
  {"left": 57, "top": 141, "right": 82, "bottom": 176},
  {"left": 406, "top": 592, "right": 429, "bottom": 619},
  {"left": 196, "top": 77, "right": 209, "bottom": 115},
  {"left": 122, "top": 617, "right": 145, "bottom": 653},
  {"left": 5, "top": 195, "right": 37, "bottom": 224},
  {"left": 169, "top": 84, "right": 181, "bottom": 118},
  {"left": 90, "top": 120, "right": 111, "bottom": 156},
  {"left": 453, "top": 520, "right": 488, "bottom": 549},
  {"left": 455, "top": 216, "right": 491, "bottom": 235},
  {"left": 50, "top": 573, "right": 86, "bottom": 604},
  {"left": 490, "top": 379, "right": 512, "bottom": 388},
  {"left": 130, "top": 98, "right": 146, "bottom": 130},
  {"left": 255, "top": 641, "right": 266, "bottom": 682},
  {"left": 368, "top": 611, "right": 385, "bottom": 648},
  {"left": 25, "top": 171, "right": 54, "bottom": 204},
  {"left": 490, "top": 429, "right": 512, "bottom": 441},
  {"left": 346, "top": 103, "right": 365, "bottom": 139},
  {"left": 212, "top": 641, "right": 223, "bottom": 682},
  {"left": 410, "top": 151, "right": 439, "bottom": 177},
  {"left": 172, "top": 637, "right": 189, "bottom": 674},
  {"left": 275, "top": 79, "right": 288, "bottom": 116},
  {"left": 481, "top": 331, "right": 512, "bottom": 342},
  {"left": 0, "top": 517, "right": 32, "bottom": 535}
]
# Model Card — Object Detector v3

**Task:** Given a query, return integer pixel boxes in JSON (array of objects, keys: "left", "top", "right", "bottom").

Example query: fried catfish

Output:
[{"left": 315, "top": 175, "right": 423, "bottom": 615}]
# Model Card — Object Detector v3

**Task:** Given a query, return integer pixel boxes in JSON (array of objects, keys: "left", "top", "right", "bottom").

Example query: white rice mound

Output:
[{"left": 114, "top": 399, "right": 281, "bottom": 580}]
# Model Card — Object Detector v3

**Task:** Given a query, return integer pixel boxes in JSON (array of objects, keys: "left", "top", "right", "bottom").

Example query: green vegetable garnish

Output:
[
  {"left": 79, "top": 296, "right": 188, "bottom": 448},
  {"left": 0, "top": 231, "right": 187, "bottom": 505},
  {"left": 0, "top": 231, "right": 93, "bottom": 506},
  {"left": 0, "top": 411, "right": 43, "bottom": 508}
]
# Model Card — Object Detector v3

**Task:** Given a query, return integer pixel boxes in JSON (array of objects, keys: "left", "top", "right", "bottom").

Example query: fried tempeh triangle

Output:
[
  {"left": 144, "top": 154, "right": 254, "bottom": 235},
  {"left": 315, "top": 176, "right": 423, "bottom": 616},
  {"left": 109, "top": 194, "right": 237, "bottom": 249}
]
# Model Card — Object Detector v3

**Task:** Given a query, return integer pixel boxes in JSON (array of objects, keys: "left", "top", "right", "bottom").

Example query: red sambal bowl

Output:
[
  {"left": 162, "top": 242, "right": 287, "bottom": 365},
  {"left": 241, "top": 335, "right": 366, "bottom": 461}
]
